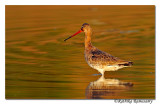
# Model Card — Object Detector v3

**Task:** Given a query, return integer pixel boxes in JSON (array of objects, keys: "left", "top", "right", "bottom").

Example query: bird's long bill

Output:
[{"left": 64, "top": 30, "right": 82, "bottom": 41}]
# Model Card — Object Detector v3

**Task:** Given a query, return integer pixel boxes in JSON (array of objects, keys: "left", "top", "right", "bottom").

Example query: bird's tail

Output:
[{"left": 118, "top": 61, "right": 133, "bottom": 66}]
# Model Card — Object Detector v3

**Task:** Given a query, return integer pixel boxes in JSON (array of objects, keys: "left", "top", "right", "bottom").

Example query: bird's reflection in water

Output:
[{"left": 86, "top": 76, "right": 133, "bottom": 99}]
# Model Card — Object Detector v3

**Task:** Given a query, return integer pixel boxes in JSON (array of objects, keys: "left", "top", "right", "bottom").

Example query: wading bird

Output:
[{"left": 64, "top": 23, "right": 133, "bottom": 76}]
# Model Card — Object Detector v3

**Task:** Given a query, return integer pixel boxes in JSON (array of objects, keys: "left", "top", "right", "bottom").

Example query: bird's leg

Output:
[
  {"left": 97, "top": 75, "right": 105, "bottom": 82},
  {"left": 99, "top": 70, "right": 104, "bottom": 76},
  {"left": 101, "top": 73, "right": 104, "bottom": 77}
]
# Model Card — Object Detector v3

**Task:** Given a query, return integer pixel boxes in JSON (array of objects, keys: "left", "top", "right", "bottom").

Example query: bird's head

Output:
[
  {"left": 64, "top": 23, "right": 91, "bottom": 41},
  {"left": 81, "top": 23, "right": 91, "bottom": 32}
]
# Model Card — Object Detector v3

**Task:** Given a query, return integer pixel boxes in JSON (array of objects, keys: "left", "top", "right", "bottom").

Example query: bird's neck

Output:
[{"left": 85, "top": 30, "right": 92, "bottom": 49}]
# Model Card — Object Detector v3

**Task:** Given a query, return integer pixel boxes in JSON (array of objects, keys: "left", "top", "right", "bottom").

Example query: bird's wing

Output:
[{"left": 90, "top": 48, "right": 129, "bottom": 65}]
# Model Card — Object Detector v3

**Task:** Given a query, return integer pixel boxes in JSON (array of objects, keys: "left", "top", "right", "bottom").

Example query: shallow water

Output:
[{"left": 5, "top": 5, "right": 155, "bottom": 99}]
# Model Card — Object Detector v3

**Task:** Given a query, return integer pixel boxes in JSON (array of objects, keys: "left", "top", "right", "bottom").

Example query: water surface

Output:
[{"left": 5, "top": 5, "right": 155, "bottom": 99}]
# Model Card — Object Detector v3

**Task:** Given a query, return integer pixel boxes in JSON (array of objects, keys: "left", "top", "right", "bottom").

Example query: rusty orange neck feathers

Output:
[{"left": 84, "top": 28, "right": 92, "bottom": 49}]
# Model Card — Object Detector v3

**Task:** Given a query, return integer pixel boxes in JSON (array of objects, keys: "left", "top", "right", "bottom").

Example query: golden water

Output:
[{"left": 5, "top": 5, "right": 155, "bottom": 99}]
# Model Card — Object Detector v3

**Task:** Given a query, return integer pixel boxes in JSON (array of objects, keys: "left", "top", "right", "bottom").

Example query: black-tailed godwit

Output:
[{"left": 64, "top": 23, "right": 133, "bottom": 76}]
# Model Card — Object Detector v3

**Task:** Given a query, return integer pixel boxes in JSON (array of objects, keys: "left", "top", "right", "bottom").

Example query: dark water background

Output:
[{"left": 5, "top": 5, "right": 155, "bottom": 99}]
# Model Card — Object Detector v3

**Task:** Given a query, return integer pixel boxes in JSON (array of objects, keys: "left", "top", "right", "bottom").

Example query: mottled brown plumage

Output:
[
  {"left": 85, "top": 45, "right": 132, "bottom": 74},
  {"left": 64, "top": 23, "right": 133, "bottom": 75}
]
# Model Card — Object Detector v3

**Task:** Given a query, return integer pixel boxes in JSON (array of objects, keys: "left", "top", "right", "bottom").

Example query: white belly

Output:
[{"left": 88, "top": 62, "right": 124, "bottom": 74}]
